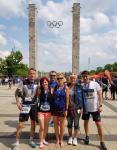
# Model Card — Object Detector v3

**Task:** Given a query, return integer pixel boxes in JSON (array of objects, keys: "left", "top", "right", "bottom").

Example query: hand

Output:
[
  {"left": 98, "top": 106, "right": 102, "bottom": 112},
  {"left": 77, "top": 108, "right": 83, "bottom": 114},
  {"left": 17, "top": 103, "right": 22, "bottom": 110},
  {"left": 64, "top": 110, "right": 68, "bottom": 117}
]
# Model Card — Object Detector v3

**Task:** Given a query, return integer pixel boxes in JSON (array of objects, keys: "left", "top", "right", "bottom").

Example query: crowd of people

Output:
[
  {"left": 11, "top": 68, "right": 117, "bottom": 150},
  {"left": 0, "top": 76, "right": 21, "bottom": 88}
]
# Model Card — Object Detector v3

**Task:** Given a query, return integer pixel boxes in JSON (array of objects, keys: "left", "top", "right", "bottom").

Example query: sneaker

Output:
[
  {"left": 43, "top": 139, "right": 48, "bottom": 145},
  {"left": 68, "top": 137, "right": 73, "bottom": 145},
  {"left": 84, "top": 136, "right": 89, "bottom": 145},
  {"left": 40, "top": 142, "right": 44, "bottom": 148},
  {"left": 100, "top": 142, "right": 107, "bottom": 150},
  {"left": 29, "top": 140, "right": 36, "bottom": 148},
  {"left": 73, "top": 138, "right": 78, "bottom": 146}
]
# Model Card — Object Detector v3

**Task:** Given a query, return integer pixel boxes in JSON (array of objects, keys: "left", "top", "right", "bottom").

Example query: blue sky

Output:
[{"left": 0, "top": 0, "right": 117, "bottom": 72}]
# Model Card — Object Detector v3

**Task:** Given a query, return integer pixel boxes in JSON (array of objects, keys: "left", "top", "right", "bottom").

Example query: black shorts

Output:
[
  {"left": 52, "top": 110, "right": 66, "bottom": 117},
  {"left": 19, "top": 104, "right": 37, "bottom": 122},
  {"left": 82, "top": 111, "right": 101, "bottom": 122}
]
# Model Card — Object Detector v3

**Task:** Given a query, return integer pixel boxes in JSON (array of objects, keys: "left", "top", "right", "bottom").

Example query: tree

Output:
[
  {"left": 0, "top": 50, "right": 28, "bottom": 77},
  {"left": 104, "top": 64, "right": 113, "bottom": 71}
]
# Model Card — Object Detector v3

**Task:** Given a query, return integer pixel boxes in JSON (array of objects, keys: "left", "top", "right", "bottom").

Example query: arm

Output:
[
  {"left": 65, "top": 86, "right": 69, "bottom": 110},
  {"left": 15, "top": 89, "right": 22, "bottom": 110},
  {"left": 97, "top": 83, "right": 103, "bottom": 112}
]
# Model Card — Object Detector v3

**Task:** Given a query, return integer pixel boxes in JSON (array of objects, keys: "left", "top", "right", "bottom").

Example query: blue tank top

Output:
[{"left": 52, "top": 85, "right": 66, "bottom": 111}]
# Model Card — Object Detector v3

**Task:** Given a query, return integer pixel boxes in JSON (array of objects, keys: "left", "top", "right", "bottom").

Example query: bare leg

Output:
[
  {"left": 43, "top": 115, "right": 51, "bottom": 140},
  {"left": 59, "top": 117, "right": 65, "bottom": 146},
  {"left": 16, "top": 122, "right": 24, "bottom": 142},
  {"left": 84, "top": 120, "right": 89, "bottom": 136},
  {"left": 30, "top": 120, "right": 35, "bottom": 140},
  {"left": 95, "top": 121, "right": 104, "bottom": 142},
  {"left": 38, "top": 117, "right": 44, "bottom": 143},
  {"left": 53, "top": 116, "right": 59, "bottom": 144}
]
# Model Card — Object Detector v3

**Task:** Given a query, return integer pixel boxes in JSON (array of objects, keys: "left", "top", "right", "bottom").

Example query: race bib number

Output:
[
  {"left": 40, "top": 102, "right": 50, "bottom": 111},
  {"left": 25, "top": 97, "right": 32, "bottom": 101},
  {"left": 20, "top": 105, "right": 31, "bottom": 114}
]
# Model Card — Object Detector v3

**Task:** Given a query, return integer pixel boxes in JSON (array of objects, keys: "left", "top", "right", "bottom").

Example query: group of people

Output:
[{"left": 12, "top": 68, "right": 107, "bottom": 150}]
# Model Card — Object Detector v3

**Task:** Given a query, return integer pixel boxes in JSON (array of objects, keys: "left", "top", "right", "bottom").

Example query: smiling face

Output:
[
  {"left": 28, "top": 69, "right": 36, "bottom": 80},
  {"left": 49, "top": 71, "right": 57, "bottom": 82},
  {"left": 82, "top": 74, "right": 89, "bottom": 83},
  {"left": 42, "top": 79, "right": 49, "bottom": 89},
  {"left": 70, "top": 77, "right": 76, "bottom": 85},
  {"left": 57, "top": 73, "right": 64, "bottom": 86}
]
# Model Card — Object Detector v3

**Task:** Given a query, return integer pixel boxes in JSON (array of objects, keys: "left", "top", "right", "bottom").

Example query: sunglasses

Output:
[
  {"left": 50, "top": 74, "right": 56, "bottom": 76},
  {"left": 57, "top": 77, "right": 63, "bottom": 80}
]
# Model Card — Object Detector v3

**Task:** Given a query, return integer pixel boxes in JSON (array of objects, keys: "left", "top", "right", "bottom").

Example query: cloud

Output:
[
  {"left": 93, "top": 12, "right": 110, "bottom": 27},
  {"left": 0, "top": 0, "right": 117, "bottom": 72},
  {"left": 0, "top": 50, "right": 10, "bottom": 58},
  {"left": 38, "top": 41, "right": 72, "bottom": 72},
  {"left": 0, "top": 34, "right": 7, "bottom": 45},
  {"left": 0, "top": 0, "right": 26, "bottom": 18}
]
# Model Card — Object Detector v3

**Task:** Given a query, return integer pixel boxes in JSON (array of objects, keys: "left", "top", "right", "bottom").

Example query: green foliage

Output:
[
  {"left": 0, "top": 50, "right": 28, "bottom": 76},
  {"left": 89, "top": 62, "right": 117, "bottom": 74},
  {"left": 89, "top": 70, "right": 96, "bottom": 75}
]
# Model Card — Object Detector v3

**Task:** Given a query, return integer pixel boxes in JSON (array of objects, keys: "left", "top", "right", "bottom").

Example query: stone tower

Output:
[
  {"left": 72, "top": 3, "right": 80, "bottom": 75},
  {"left": 29, "top": 2, "right": 38, "bottom": 71}
]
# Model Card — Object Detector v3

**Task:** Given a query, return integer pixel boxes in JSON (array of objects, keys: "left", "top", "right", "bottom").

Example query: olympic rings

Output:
[{"left": 47, "top": 21, "right": 63, "bottom": 28}]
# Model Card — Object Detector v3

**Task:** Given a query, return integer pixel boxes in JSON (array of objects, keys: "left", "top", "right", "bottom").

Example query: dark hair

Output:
[
  {"left": 81, "top": 70, "right": 89, "bottom": 76},
  {"left": 49, "top": 70, "right": 57, "bottom": 75},
  {"left": 29, "top": 68, "right": 36, "bottom": 72}
]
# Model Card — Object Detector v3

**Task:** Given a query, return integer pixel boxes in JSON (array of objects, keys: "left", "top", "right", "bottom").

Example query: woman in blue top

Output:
[{"left": 51, "top": 73, "right": 69, "bottom": 147}]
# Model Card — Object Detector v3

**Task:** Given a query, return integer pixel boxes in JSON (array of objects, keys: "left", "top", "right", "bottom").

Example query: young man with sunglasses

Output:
[{"left": 81, "top": 71, "right": 107, "bottom": 150}]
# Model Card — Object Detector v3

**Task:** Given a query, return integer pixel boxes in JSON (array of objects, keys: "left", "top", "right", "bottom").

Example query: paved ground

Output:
[{"left": 0, "top": 85, "right": 117, "bottom": 150}]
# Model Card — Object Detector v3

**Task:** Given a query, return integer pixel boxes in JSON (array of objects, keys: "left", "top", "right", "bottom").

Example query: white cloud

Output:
[
  {"left": 38, "top": 41, "right": 72, "bottom": 72},
  {"left": 0, "top": 51, "right": 10, "bottom": 58},
  {"left": 0, "top": 0, "right": 25, "bottom": 18},
  {"left": 0, "top": 34, "right": 7, "bottom": 45},
  {"left": 80, "top": 17, "right": 93, "bottom": 33},
  {"left": 0, "top": 0, "right": 117, "bottom": 72},
  {"left": 94, "top": 12, "right": 110, "bottom": 27}
]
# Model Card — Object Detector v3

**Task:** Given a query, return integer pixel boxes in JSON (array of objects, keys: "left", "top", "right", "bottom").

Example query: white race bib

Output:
[
  {"left": 20, "top": 105, "right": 31, "bottom": 114},
  {"left": 25, "top": 97, "right": 32, "bottom": 102}
]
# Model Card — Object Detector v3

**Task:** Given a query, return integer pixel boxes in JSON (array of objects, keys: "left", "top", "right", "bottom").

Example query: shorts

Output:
[
  {"left": 38, "top": 112, "right": 51, "bottom": 120},
  {"left": 82, "top": 111, "right": 101, "bottom": 122},
  {"left": 52, "top": 110, "right": 66, "bottom": 117},
  {"left": 103, "top": 87, "right": 108, "bottom": 92},
  {"left": 19, "top": 104, "right": 37, "bottom": 122},
  {"left": 67, "top": 113, "right": 81, "bottom": 129}
]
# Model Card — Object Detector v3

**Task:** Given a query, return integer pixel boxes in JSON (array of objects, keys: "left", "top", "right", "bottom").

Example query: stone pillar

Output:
[
  {"left": 72, "top": 3, "right": 80, "bottom": 75},
  {"left": 29, "top": 3, "right": 38, "bottom": 72}
]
